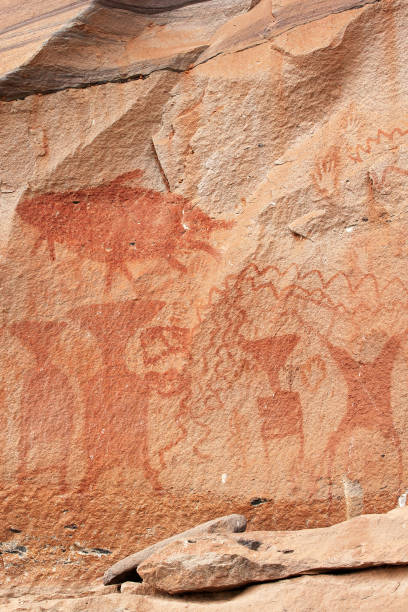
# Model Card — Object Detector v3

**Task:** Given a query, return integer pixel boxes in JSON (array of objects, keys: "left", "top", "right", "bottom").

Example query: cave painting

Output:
[
  {"left": 300, "top": 355, "right": 326, "bottom": 393},
  {"left": 68, "top": 299, "right": 189, "bottom": 490},
  {"left": 9, "top": 321, "right": 75, "bottom": 486},
  {"left": 17, "top": 170, "right": 232, "bottom": 291},
  {"left": 141, "top": 325, "right": 193, "bottom": 469},
  {"left": 241, "top": 334, "right": 304, "bottom": 461},
  {"left": 311, "top": 146, "right": 340, "bottom": 199},
  {"left": 192, "top": 260, "right": 408, "bottom": 494},
  {"left": 325, "top": 337, "right": 403, "bottom": 484},
  {"left": 182, "top": 264, "right": 307, "bottom": 466},
  {"left": 311, "top": 121, "right": 408, "bottom": 209},
  {"left": 141, "top": 324, "right": 191, "bottom": 404},
  {"left": 288, "top": 265, "right": 407, "bottom": 491},
  {"left": 140, "top": 325, "right": 190, "bottom": 369},
  {"left": 348, "top": 126, "right": 408, "bottom": 188}
]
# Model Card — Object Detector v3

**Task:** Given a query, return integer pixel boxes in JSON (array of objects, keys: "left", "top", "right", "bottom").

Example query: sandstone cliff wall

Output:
[{"left": 0, "top": 0, "right": 407, "bottom": 586}]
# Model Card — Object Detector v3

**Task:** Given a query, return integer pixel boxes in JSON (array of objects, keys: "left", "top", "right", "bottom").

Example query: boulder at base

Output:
[
  {"left": 138, "top": 507, "right": 408, "bottom": 593},
  {"left": 103, "top": 513, "right": 246, "bottom": 585}
]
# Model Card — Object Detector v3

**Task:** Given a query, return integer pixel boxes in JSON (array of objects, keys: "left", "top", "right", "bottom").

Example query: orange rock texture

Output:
[{"left": 1, "top": 0, "right": 408, "bottom": 591}]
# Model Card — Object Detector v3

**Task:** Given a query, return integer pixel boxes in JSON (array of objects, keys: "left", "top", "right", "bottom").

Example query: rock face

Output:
[
  {"left": 103, "top": 513, "right": 247, "bottom": 585},
  {"left": 1, "top": 0, "right": 408, "bottom": 588},
  {"left": 0, "top": 0, "right": 255, "bottom": 99},
  {"left": 137, "top": 506, "right": 408, "bottom": 593}
]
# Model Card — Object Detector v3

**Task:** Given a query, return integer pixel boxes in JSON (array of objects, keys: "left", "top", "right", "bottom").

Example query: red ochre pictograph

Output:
[
  {"left": 6, "top": 253, "right": 407, "bottom": 498},
  {"left": 325, "top": 337, "right": 403, "bottom": 483},
  {"left": 9, "top": 320, "right": 75, "bottom": 486},
  {"left": 348, "top": 127, "right": 408, "bottom": 163},
  {"left": 289, "top": 277, "right": 406, "bottom": 493},
  {"left": 348, "top": 126, "right": 408, "bottom": 188},
  {"left": 240, "top": 334, "right": 304, "bottom": 460},
  {"left": 185, "top": 262, "right": 407, "bottom": 489},
  {"left": 311, "top": 146, "right": 340, "bottom": 199},
  {"left": 17, "top": 170, "right": 232, "bottom": 291},
  {"left": 7, "top": 302, "right": 194, "bottom": 490},
  {"left": 140, "top": 325, "right": 190, "bottom": 368},
  {"left": 169, "top": 264, "right": 307, "bottom": 465},
  {"left": 68, "top": 300, "right": 167, "bottom": 490}
]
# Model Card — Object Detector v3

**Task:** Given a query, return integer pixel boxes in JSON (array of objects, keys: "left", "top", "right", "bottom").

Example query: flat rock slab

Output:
[
  {"left": 103, "top": 514, "right": 246, "bottom": 585},
  {"left": 138, "top": 507, "right": 408, "bottom": 593},
  {"left": 5, "top": 567, "right": 408, "bottom": 610}
]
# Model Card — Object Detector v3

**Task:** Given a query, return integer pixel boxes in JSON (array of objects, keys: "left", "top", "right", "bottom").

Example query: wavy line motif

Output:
[
  {"left": 197, "top": 263, "right": 408, "bottom": 326},
  {"left": 348, "top": 127, "right": 408, "bottom": 163}
]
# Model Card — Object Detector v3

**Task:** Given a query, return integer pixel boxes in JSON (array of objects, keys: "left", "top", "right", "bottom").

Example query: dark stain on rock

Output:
[
  {"left": 237, "top": 538, "right": 262, "bottom": 551},
  {"left": 250, "top": 497, "right": 270, "bottom": 506}
]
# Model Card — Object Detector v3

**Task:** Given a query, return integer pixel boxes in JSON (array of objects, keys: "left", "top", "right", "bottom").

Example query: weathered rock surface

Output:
[
  {"left": 0, "top": 0, "right": 255, "bottom": 99},
  {"left": 4, "top": 568, "right": 408, "bottom": 610},
  {"left": 103, "top": 513, "right": 246, "bottom": 585},
  {"left": 138, "top": 507, "right": 408, "bottom": 592},
  {"left": 0, "top": 1, "right": 93, "bottom": 79},
  {"left": 1, "top": 0, "right": 408, "bottom": 591}
]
